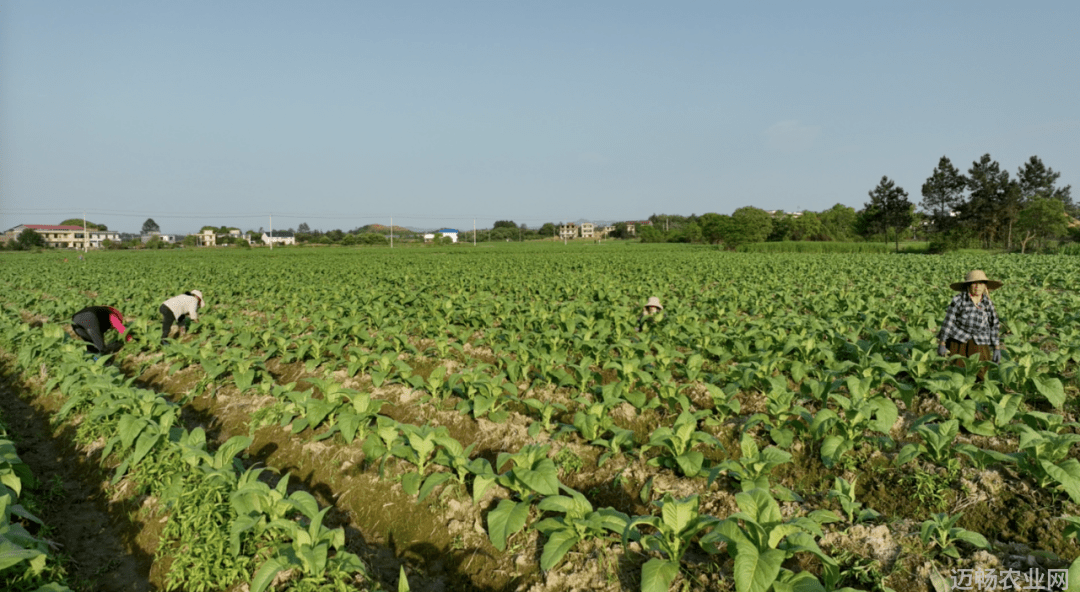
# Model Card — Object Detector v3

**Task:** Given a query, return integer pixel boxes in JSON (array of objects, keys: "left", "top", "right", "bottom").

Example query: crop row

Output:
[{"left": 0, "top": 314, "right": 392, "bottom": 592}]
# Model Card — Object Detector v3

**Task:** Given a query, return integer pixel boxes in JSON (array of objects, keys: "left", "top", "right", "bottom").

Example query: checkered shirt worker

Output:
[{"left": 936, "top": 270, "right": 1003, "bottom": 379}]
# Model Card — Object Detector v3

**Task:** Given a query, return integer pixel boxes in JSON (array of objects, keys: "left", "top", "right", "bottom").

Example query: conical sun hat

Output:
[
  {"left": 644, "top": 296, "right": 663, "bottom": 310},
  {"left": 950, "top": 270, "right": 1003, "bottom": 292}
]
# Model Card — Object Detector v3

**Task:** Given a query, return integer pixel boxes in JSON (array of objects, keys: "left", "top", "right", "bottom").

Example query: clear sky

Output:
[{"left": 2, "top": 1, "right": 1077, "bottom": 234}]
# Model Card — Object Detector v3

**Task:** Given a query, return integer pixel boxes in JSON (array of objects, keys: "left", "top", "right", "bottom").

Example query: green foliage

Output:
[
  {"left": 919, "top": 513, "right": 989, "bottom": 560},
  {"left": 641, "top": 410, "right": 722, "bottom": 478},
  {"left": 828, "top": 477, "right": 881, "bottom": 525},
  {"left": 534, "top": 486, "right": 630, "bottom": 570},
  {"left": 701, "top": 488, "right": 840, "bottom": 592},
  {"left": 623, "top": 494, "right": 718, "bottom": 592},
  {"left": 16, "top": 230, "right": 46, "bottom": 250}
]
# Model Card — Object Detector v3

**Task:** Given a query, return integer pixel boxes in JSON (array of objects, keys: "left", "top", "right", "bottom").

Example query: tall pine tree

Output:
[
  {"left": 920, "top": 156, "right": 966, "bottom": 234},
  {"left": 865, "top": 176, "right": 914, "bottom": 252}
]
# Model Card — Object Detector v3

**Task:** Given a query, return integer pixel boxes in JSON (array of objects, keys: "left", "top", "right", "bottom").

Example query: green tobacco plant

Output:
[
  {"left": 534, "top": 486, "right": 630, "bottom": 571},
  {"left": 896, "top": 418, "right": 960, "bottom": 472},
  {"left": 1010, "top": 425, "right": 1080, "bottom": 503},
  {"left": 564, "top": 395, "right": 635, "bottom": 466},
  {"left": 471, "top": 444, "right": 560, "bottom": 551},
  {"left": 393, "top": 424, "right": 460, "bottom": 501},
  {"left": 700, "top": 488, "right": 842, "bottom": 592},
  {"left": 622, "top": 494, "right": 717, "bottom": 592},
  {"left": 828, "top": 477, "right": 881, "bottom": 525},
  {"left": 704, "top": 383, "right": 741, "bottom": 422},
  {"left": 228, "top": 469, "right": 294, "bottom": 556},
  {"left": 810, "top": 376, "right": 897, "bottom": 468},
  {"left": 455, "top": 373, "right": 516, "bottom": 423},
  {"left": 522, "top": 396, "right": 567, "bottom": 437},
  {"left": 919, "top": 512, "right": 989, "bottom": 559},
  {"left": 642, "top": 410, "right": 722, "bottom": 478},
  {"left": 1062, "top": 516, "right": 1080, "bottom": 584},
  {"left": 712, "top": 433, "right": 792, "bottom": 492},
  {"left": 97, "top": 390, "right": 181, "bottom": 484},
  {"left": 251, "top": 491, "right": 368, "bottom": 592}
]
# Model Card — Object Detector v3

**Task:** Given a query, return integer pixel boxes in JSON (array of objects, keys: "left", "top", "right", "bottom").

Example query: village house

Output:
[
  {"left": 423, "top": 228, "right": 459, "bottom": 243},
  {"left": 579, "top": 223, "right": 596, "bottom": 238},
  {"left": 195, "top": 229, "right": 217, "bottom": 246},
  {"left": 558, "top": 223, "right": 577, "bottom": 240},
  {"left": 140, "top": 231, "right": 175, "bottom": 244},
  {"left": 2, "top": 224, "right": 120, "bottom": 249},
  {"left": 261, "top": 233, "right": 296, "bottom": 246}
]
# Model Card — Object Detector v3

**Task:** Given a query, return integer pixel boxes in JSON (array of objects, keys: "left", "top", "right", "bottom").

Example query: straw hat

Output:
[
  {"left": 950, "top": 270, "right": 1003, "bottom": 292},
  {"left": 644, "top": 296, "right": 663, "bottom": 310}
]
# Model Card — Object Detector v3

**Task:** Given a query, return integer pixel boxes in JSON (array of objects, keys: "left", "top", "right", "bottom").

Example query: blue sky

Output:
[{"left": 2, "top": 1, "right": 1077, "bottom": 234}]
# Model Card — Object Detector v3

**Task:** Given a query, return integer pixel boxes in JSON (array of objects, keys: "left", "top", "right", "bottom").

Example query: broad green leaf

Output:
[
  {"left": 733, "top": 542, "right": 784, "bottom": 592},
  {"left": 640, "top": 558, "right": 680, "bottom": 592},
  {"left": 487, "top": 499, "right": 530, "bottom": 551},
  {"left": 540, "top": 529, "right": 579, "bottom": 571}
]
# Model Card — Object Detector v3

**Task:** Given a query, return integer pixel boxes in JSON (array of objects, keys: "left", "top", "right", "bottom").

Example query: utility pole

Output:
[
  {"left": 83, "top": 211, "right": 88, "bottom": 253},
  {"left": 390, "top": 216, "right": 393, "bottom": 248},
  {"left": 269, "top": 214, "right": 273, "bottom": 250},
  {"left": 473, "top": 219, "right": 476, "bottom": 246}
]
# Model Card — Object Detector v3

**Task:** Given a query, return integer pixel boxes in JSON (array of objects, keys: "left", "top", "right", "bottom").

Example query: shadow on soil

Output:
[{"left": 0, "top": 363, "right": 155, "bottom": 592}]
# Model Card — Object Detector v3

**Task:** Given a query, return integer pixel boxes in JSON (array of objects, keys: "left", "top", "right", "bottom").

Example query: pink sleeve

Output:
[{"left": 109, "top": 314, "right": 133, "bottom": 342}]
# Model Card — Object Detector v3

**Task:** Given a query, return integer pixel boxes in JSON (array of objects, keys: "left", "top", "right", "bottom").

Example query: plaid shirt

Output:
[{"left": 937, "top": 292, "right": 1000, "bottom": 348}]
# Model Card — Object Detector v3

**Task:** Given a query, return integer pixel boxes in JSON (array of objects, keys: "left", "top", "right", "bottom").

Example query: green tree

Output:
[
  {"left": 680, "top": 220, "right": 703, "bottom": 243},
  {"left": 818, "top": 204, "right": 858, "bottom": 241},
  {"left": 493, "top": 220, "right": 517, "bottom": 229},
  {"left": 610, "top": 222, "right": 632, "bottom": 240},
  {"left": 698, "top": 213, "right": 731, "bottom": 245},
  {"left": 791, "top": 211, "right": 824, "bottom": 241},
  {"left": 182, "top": 234, "right": 197, "bottom": 247},
  {"left": 142, "top": 218, "right": 161, "bottom": 235},
  {"left": 637, "top": 224, "right": 665, "bottom": 243},
  {"left": 1016, "top": 198, "right": 1070, "bottom": 253},
  {"left": 1017, "top": 156, "right": 1074, "bottom": 214},
  {"left": 17, "top": 229, "right": 47, "bottom": 249},
  {"left": 963, "top": 154, "right": 1013, "bottom": 249},
  {"left": 920, "top": 156, "right": 966, "bottom": 235},
  {"left": 489, "top": 227, "right": 517, "bottom": 242},
  {"left": 767, "top": 211, "right": 793, "bottom": 242},
  {"left": 538, "top": 223, "right": 557, "bottom": 237},
  {"left": 725, "top": 207, "right": 772, "bottom": 248},
  {"left": 865, "top": 176, "right": 914, "bottom": 252}
]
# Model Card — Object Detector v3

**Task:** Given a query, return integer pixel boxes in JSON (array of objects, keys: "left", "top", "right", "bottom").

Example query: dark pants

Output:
[
  {"left": 946, "top": 338, "right": 992, "bottom": 380},
  {"left": 160, "top": 305, "right": 190, "bottom": 340},
  {"left": 71, "top": 311, "right": 122, "bottom": 354}
]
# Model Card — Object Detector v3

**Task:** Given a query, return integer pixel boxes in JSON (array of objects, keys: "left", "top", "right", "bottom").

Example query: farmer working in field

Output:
[
  {"left": 636, "top": 296, "right": 664, "bottom": 332},
  {"left": 71, "top": 306, "right": 132, "bottom": 354},
  {"left": 160, "top": 290, "right": 204, "bottom": 345},
  {"left": 936, "top": 270, "right": 1003, "bottom": 379}
]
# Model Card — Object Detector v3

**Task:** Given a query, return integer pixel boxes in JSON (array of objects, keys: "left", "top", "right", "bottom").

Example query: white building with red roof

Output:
[{"left": 3, "top": 224, "right": 120, "bottom": 249}]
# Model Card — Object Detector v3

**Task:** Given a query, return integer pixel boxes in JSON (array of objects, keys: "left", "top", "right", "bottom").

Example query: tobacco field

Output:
[{"left": 0, "top": 243, "right": 1078, "bottom": 592}]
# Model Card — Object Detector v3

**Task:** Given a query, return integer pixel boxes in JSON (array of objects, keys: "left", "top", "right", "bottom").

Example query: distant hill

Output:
[{"left": 59, "top": 218, "right": 108, "bottom": 231}]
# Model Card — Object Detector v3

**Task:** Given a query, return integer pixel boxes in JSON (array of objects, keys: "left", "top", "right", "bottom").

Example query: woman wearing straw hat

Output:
[
  {"left": 936, "top": 270, "right": 1003, "bottom": 378},
  {"left": 637, "top": 296, "right": 664, "bottom": 332}
]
